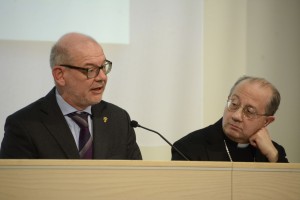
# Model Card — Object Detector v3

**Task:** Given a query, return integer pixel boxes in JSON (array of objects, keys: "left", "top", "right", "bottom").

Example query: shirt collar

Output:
[
  {"left": 224, "top": 133, "right": 250, "bottom": 148},
  {"left": 237, "top": 143, "right": 249, "bottom": 148}
]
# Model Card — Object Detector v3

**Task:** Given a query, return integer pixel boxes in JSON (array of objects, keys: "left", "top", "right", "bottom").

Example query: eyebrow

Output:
[
  {"left": 229, "top": 95, "right": 239, "bottom": 100},
  {"left": 84, "top": 59, "right": 107, "bottom": 67},
  {"left": 82, "top": 63, "right": 99, "bottom": 68},
  {"left": 230, "top": 95, "right": 258, "bottom": 109}
]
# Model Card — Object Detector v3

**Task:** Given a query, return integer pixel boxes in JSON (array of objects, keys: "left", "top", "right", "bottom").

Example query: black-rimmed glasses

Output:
[{"left": 60, "top": 60, "right": 112, "bottom": 79}]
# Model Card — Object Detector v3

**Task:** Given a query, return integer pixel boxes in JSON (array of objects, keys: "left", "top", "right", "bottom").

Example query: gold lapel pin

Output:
[{"left": 103, "top": 117, "right": 108, "bottom": 123}]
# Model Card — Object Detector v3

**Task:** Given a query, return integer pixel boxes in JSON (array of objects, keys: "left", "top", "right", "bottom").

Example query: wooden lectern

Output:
[{"left": 0, "top": 160, "right": 299, "bottom": 200}]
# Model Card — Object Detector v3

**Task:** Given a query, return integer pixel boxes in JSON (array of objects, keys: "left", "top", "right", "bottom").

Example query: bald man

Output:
[{"left": 1, "top": 33, "right": 142, "bottom": 160}]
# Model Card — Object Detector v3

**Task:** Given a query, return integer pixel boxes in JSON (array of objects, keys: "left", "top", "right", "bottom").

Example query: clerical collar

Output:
[
  {"left": 237, "top": 143, "right": 249, "bottom": 148},
  {"left": 224, "top": 134, "right": 249, "bottom": 148}
]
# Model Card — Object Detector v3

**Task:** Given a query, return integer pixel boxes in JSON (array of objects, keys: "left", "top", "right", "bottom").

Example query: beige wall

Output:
[
  {"left": 203, "top": 0, "right": 300, "bottom": 162},
  {"left": 0, "top": 0, "right": 298, "bottom": 162},
  {"left": 203, "top": 0, "right": 247, "bottom": 124}
]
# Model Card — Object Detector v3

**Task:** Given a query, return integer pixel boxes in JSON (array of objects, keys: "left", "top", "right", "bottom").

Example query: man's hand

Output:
[{"left": 249, "top": 127, "right": 278, "bottom": 162}]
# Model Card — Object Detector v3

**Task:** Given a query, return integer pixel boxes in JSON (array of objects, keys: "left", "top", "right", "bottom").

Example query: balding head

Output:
[
  {"left": 50, "top": 32, "right": 102, "bottom": 68},
  {"left": 229, "top": 75, "right": 281, "bottom": 115}
]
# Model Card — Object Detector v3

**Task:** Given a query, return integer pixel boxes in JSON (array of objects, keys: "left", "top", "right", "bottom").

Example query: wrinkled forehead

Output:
[{"left": 230, "top": 80, "right": 272, "bottom": 106}]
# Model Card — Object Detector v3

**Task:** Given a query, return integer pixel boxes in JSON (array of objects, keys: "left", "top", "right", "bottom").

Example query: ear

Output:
[
  {"left": 264, "top": 116, "right": 275, "bottom": 127},
  {"left": 52, "top": 66, "right": 66, "bottom": 86}
]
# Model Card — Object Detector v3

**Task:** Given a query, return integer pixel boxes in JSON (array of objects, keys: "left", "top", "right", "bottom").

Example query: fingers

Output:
[
  {"left": 250, "top": 127, "right": 278, "bottom": 162},
  {"left": 249, "top": 138, "right": 257, "bottom": 147}
]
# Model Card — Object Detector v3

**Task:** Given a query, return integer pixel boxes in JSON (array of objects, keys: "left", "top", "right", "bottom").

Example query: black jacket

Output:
[
  {"left": 172, "top": 118, "right": 288, "bottom": 162},
  {"left": 1, "top": 88, "right": 142, "bottom": 160}
]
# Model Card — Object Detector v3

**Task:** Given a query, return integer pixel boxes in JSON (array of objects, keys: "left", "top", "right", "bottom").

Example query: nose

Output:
[
  {"left": 231, "top": 107, "right": 244, "bottom": 121},
  {"left": 94, "top": 68, "right": 107, "bottom": 81}
]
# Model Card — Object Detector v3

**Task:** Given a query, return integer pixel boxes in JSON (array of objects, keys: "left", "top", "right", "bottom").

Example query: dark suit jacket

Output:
[
  {"left": 0, "top": 88, "right": 142, "bottom": 159},
  {"left": 172, "top": 118, "right": 288, "bottom": 162}
]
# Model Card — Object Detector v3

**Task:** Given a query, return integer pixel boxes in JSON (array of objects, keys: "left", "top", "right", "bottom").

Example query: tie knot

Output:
[{"left": 68, "top": 112, "right": 89, "bottom": 128}]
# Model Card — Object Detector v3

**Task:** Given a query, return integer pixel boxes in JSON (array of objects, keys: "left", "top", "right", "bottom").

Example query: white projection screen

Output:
[
  {"left": 0, "top": 0, "right": 203, "bottom": 160},
  {"left": 0, "top": 0, "right": 129, "bottom": 43}
]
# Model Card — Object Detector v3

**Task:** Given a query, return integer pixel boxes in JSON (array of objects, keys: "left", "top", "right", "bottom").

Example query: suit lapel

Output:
[
  {"left": 91, "top": 101, "right": 109, "bottom": 158},
  {"left": 40, "top": 88, "right": 80, "bottom": 159},
  {"left": 205, "top": 119, "right": 229, "bottom": 161}
]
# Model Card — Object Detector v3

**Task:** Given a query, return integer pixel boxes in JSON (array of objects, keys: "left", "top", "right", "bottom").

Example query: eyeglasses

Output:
[
  {"left": 60, "top": 60, "right": 112, "bottom": 79},
  {"left": 226, "top": 98, "right": 270, "bottom": 119}
]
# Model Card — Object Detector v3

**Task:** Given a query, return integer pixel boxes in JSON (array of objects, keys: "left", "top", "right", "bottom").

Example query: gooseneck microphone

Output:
[{"left": 130, "top": 120, "right": 190, "bottom": 161}]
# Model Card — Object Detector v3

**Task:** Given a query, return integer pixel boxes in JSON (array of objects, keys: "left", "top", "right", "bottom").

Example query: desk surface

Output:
[{"left": 0, "top": 160, "right": 299, "bottom": 200}]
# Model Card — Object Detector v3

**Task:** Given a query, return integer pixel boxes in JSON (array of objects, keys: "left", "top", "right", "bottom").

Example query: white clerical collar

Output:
[{"left": 237, "top": 143, "right": 249, "bottom": 148}]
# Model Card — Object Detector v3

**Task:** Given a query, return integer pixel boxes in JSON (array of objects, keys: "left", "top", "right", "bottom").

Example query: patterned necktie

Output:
[{"left": 68, "top": 112, "right": 93, "bottom": 159}]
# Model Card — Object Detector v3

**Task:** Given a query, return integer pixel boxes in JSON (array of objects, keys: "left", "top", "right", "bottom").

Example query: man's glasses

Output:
[
  {"left": 226, "top": 98, "right": 270, "bottom": 119},
  {"left": 60, "top": 60, "right": 112, "bottom": 79}
]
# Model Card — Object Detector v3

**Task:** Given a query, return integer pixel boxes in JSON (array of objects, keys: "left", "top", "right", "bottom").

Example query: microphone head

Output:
[{"left": 130, "top": 120, "right": 139, "bottom": 128}]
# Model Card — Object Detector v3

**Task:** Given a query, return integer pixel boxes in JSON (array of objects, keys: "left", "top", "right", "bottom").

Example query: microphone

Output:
[{"left": 130, "top": 120, "right": 190, "bottom": 161}]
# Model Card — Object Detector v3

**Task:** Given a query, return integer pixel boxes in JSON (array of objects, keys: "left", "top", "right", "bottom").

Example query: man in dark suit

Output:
[
  {"left": 172, "top": 76, "right": 288, "bottom": 162},
  {"left": 0, "top": 32, "right": 142, "bottom": 159}
]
